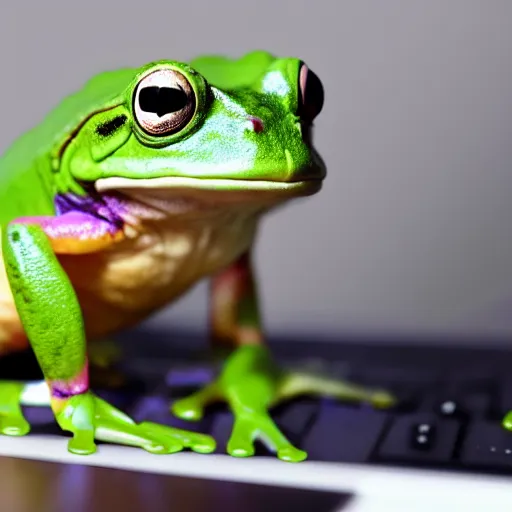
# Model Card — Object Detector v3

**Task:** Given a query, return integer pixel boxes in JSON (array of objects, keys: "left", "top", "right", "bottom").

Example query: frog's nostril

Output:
[{"left": 298, "top": 63, "right": 324, "bottom": 122}]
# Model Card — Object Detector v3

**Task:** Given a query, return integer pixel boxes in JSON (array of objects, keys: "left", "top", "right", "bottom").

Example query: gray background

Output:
[{"left": 3, "top": 1, "right": 512, "bottom": 343}]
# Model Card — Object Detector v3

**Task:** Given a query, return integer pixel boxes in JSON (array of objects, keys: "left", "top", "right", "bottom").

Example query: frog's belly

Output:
[
  {"left": 0, "top": 212, "right": 258, "bottom": 347},
  {"left": 59, "top": 216, "right": 258, "bottom": 339}
]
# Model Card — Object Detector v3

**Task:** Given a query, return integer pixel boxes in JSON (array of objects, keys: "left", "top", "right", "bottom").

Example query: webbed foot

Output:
[
  {"left": 55, "top": 391, "right": 216, "bottom": 455},
  {"left": 172, "top": 345, "right": 396, "bottom": 462}
]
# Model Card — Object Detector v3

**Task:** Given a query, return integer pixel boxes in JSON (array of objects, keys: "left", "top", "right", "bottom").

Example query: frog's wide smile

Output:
[{"left": 94, "top": 175, "right": 323, "bottom": 203}]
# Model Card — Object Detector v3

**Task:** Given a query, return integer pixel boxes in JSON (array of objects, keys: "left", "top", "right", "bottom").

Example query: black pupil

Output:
[
  {"left": 300, "top": 66, "right": 324, "bottom": 120},
  {"left": 138, "top": 86, "right": 188, "bottom": 118}
]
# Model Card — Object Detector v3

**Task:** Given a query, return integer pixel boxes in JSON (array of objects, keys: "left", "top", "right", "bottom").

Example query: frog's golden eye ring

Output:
[
  {"left": 297, "top": 63, "right": 324, "bottom": 122},
  {"left": 133, "top": 69, "right": 196, "bottom": 136}
]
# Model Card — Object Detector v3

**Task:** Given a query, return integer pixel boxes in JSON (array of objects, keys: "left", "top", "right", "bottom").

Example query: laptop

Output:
[{"left": 0, "top": 328, "right": 511, "bottom": 511}]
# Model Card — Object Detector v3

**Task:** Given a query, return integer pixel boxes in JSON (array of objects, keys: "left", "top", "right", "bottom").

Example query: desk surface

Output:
[{"left": 0, "top": 434, "right": 509, "bottom": 512}]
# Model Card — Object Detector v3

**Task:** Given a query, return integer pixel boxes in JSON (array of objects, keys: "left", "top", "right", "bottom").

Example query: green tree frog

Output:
[{"left": 0, "top": 51, "right": 394, "bottom": 462}]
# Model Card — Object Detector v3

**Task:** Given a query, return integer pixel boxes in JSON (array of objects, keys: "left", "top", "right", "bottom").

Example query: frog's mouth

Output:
[{"left": 95, "top": 176, "right": 322, "bottom": 208}]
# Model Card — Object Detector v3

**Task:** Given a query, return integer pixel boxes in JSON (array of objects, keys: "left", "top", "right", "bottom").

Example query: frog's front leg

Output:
[
  {"left": 2, "top": 218, "right": 214, "bottom": 455},
  {"left": 172, "top": 251, "right": 396, "bottom": 462}
]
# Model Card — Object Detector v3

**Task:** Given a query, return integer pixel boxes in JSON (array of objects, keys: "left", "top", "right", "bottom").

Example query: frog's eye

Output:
[
  {"left": 297, "top": 63, "right": 324, "bottom": 122},
  {"left": 133, "top": 69, "right": 196, "bottom": 136}
]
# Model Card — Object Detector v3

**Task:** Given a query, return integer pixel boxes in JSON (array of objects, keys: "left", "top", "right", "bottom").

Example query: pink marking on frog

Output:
[
  {"left": 249, "top": 116, "right": 264, "bottom": 133},
  {"left": 50, "top": 362, "right": 90, "bottom": 399},
  {"left": 14, "top": 211, "right": 121, "bottom": 240}
]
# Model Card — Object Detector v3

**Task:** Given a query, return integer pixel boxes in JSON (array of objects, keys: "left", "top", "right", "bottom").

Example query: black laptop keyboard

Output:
[{"left": 4, "top": 329, "right": 512, "bottom": 476}]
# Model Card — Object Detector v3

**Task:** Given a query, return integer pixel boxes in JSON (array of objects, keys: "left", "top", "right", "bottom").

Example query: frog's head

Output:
[{"left": 61, "top": 51, "right": 326, "bottom": 212}]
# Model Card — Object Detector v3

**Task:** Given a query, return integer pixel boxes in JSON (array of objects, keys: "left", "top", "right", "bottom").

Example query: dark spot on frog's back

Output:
[
  {"left": 10, "top": 230, "right": 20, "bottom": 243},
  {"left": 6, "top": 261, "right": 22, "bottom": 281},
  {"left": 96, "top": 115, "right": 128, "bottom": 137}
]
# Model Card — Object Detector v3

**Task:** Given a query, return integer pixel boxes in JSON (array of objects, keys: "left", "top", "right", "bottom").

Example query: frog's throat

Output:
[{"left": 94, "top": 176, "right": 322, "bottom": 201}]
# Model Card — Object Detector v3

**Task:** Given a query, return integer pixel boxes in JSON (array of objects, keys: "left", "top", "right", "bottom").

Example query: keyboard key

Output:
[
  {"left": 419, "top": 380, "right": 495, "bottom": 420},
  {"left": 352, "top": 366, "right": 439, "bottom": 389},
  {"left": 166, "top": 365, "right": 215, "bottom": 388},
  {"left": 425, "top": 393, "right": 490, "bottom": 421},
  {"left": 301, "top": 403, "right": 389, "bottom": 463},
  {"left": 411, "top": 422, "right": 437, "bottom": 450},
  {"left": 435, "top": 399, "right": 465, "bottom": 419},
  {"left": 460, "top": 421, "right": 512, "bottom": 470},
  {"left": 165, "top": 365, "right": 217, "bottom": 400},
  {"left": 375, "top": 414, "right": 461, "bottom": 464},
  {"left": 273, "top": 399, "right": 319, "bottom": 444}
]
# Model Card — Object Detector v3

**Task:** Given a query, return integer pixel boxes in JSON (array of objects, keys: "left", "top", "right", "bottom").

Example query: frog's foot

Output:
[
  {"left": 173, "top": 377, "right": 308, "bottom": 462},
  {"left": 171, "top": 345, "right": 396, "bottom": 463},
  {"left": 55, "top": 391, "right": 216, "bottom": 455},
  {"left": 0, "top": 381, "right": 30, "bottom": 436}
]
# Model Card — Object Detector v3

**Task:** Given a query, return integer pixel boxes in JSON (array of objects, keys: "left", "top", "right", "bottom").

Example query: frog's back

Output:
[
  {"left": 190, "top": 50, "right": 276, "bottom": 90},
  {"left": 0, "top": 67, "right": 140, "bottom": 225}
]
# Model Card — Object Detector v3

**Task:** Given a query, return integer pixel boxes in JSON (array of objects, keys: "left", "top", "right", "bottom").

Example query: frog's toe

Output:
[
  {"left": 0, "top": 414, "right": 30, "bottom": 436},
  {"left": 279, "top": 371, "right": 397, "bottom": 409},
  {"left": 0, "top": 381, "right": 31, "bottom": 437},
  {"left": 171, "top": 383, "right": 219, "bottom": 421},
  {"left": 139, "top": 421, "right": 216, "bottom": 454},
  {"left": 140, "top": 437, "right": 184, "bottom": 455},
  {"left": 171, "top": 396, "right": 204, "bottom": 421},
  {"left": 227, "top": 412, "right": 305, "bottom": 463},
  {"left": 133, "top": 423, "right": 185, "bottom": 455},
  {"left": 67, "top": 429, "right": 97, "bottom": 455},
  {"left": 183, "top": 432, "right": 216, "bottom": 454},
  {"left": 370, "top": 389, "right": 397, "bottom": 409},
  {"left": 227, "top": 414, "right": 267, "bottom": 458},
  {"left": 93, "top": 419, "right": 185, "bottom": 455},
  {"left": 277, "top": 446, "right": 308, "bottom": 463},
  {"left": 255, "top": 416, "right": 306, "bottom": 463},
  {"left": 227, "top": 424, "right": 255, "bottom": 458},
  {"left": 228, "top": 441, "right": 255, "bottom": 458}
]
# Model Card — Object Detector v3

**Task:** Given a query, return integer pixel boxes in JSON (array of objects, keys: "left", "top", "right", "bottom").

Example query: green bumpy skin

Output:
[{"left": 0, "top": 50, "right": 397, "bottom": 462}]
